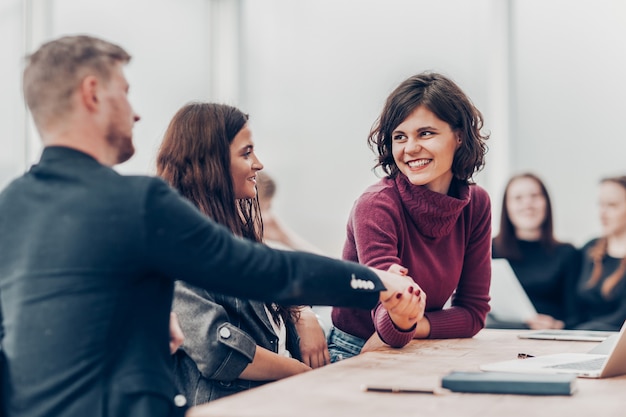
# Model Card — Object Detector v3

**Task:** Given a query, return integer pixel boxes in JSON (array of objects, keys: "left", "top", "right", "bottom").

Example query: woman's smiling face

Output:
[
  {"left": 229, "top": 124, "right": 263, "bottom": 199},
  {"left": 391, "top": 105, "right": 460, "bottom": 194}
]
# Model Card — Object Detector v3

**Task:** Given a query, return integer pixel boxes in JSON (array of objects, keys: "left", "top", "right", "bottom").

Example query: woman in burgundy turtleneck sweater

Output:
[{"left": 329, "top": 72, "right": 492, "bottom": 362}]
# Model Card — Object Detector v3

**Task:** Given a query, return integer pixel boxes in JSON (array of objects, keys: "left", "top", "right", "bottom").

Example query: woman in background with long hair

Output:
[
  {"left": 572, "top": 176, "right": 626, "bottom": 331},
  {"left": 492, "top": 173, "right": 580, "bottom": 329}
]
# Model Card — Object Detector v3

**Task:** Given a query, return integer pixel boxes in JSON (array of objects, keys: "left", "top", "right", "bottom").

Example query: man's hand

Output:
[
  {"left": 373, "top": 266, "right": 417, "bottom": 303},
  {"left": 384, "top": 284, "right": 426, "bottom": 330}
]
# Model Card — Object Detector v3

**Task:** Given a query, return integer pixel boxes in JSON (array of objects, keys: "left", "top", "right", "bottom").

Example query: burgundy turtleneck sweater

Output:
[{"left": 331, "top": 175, "right": 492, "bottom": 347}]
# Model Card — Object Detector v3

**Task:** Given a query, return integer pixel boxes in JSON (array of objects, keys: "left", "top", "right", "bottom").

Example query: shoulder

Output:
[
  {"left": 491, "top": 238, "right": 503, "bottom": 258},
  {"left": 468, "top": 184, "right": 491, "bottom": 208},
  {"left": 353, "top": 178, "right": 398, "bottom": 208},
  {"left": 0, "top": 175, "right": 27, "bottom": 200},
  {"left": 123, "top": 174, "right": 171, "bottom": 192},
  {"left": 580, "top": 238, "right": 600, "bottom": 253},
  {"left": 466, "top": 184, "right": 491, "bottom": 223},
  {"left": 86, "top": 169, "right": 169, "bottom": 199},
  {"left": 554, "top": 241, "right": 579, "bottom": 254},
  {"left": 124, "top": 175, "right": 190, "bottom": 208},
  {"left": 349, "top": 178, "right": 401, "bottom": 223}
]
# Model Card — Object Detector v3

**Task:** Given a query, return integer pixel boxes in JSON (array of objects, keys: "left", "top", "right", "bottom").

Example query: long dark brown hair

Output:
[
  {"left": 157, "top": 102, "right": 298, "bottom": 323},
  {"left": 493, "top": 173, "right": 558, "bottom": 260},
  {"left": 586, "top": 176, "right": 626, "bottom": 298}
]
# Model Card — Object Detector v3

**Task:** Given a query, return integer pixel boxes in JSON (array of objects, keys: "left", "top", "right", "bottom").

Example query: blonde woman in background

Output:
[
  {"left": 256, "top": 171, "right": 323, "bottom": 254},
  {"left": 572, "top": 176, "right": 626, "bottom": 331}
]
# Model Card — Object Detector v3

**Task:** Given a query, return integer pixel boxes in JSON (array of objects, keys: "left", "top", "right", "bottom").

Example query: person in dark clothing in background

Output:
[{"left": 492, "top": 173, "right": 580, "bottom": 329}]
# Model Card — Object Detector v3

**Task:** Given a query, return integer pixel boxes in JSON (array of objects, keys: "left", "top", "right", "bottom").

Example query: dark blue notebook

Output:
[{"left": 441, "top": 371, "right": 577, "bottom": 395}]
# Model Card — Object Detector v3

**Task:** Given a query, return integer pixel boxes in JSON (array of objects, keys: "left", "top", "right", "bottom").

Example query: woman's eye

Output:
[
  {"left": 392, "top": 134, "right": 406, "bottom": 141},
  {"left": 420, "top": 131, "right": 434, "bottom": 137}
]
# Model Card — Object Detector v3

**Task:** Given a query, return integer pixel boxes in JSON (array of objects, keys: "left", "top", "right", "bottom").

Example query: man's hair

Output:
[{"left": 23, "top": 35, "right": 131, "bottom": 128}]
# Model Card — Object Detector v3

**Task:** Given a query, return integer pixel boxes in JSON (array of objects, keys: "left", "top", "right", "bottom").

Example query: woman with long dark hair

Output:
[
  {"left": 492, "top": 173, "right": 579, "bottom": 329},
  {"left": 157, "top": 103, "right": 326, "bottom": 402}
]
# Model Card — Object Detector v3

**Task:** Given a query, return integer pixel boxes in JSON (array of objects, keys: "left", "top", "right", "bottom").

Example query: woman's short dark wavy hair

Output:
[{"left": 368, "top": 72, "right": 489, "bottom": 183}]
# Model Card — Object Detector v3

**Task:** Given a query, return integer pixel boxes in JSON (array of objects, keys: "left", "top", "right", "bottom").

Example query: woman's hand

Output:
[
  {"left": 361, "top": 332, "right": 386, "bottom": 354},
  {"left": 379, "top": 264, "right": 426, "bottom": 330},
  {"left": 526, "top": 314, "right": 565, "bottom": 330},
  {"left": 295, "top": 306, "right": 330, "bottom": 368},
  {"left": 169, "top": 311, "right": 185, "bottom": 354},
  {"left": 384, "top": 284, "right": 426, "bottom": 330}
]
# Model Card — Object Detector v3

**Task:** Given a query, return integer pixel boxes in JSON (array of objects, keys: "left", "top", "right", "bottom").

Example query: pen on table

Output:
[{"left": 361, "top": 385, "right": 445, "bottom": 395}]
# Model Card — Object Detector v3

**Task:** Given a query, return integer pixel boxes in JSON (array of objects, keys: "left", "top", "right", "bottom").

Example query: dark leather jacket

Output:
[{"left": 172, "top": 281, "right": 302, "bottom": 404}]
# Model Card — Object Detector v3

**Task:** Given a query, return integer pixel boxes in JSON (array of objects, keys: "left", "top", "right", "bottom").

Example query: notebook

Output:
[
  {"left": 488, "top": 259, "right": 537, "bottom": 323},
  {"left": 441, "top": 371, "right": 577, "bottom": 395},
  {"left": 480, "top": 321, "right": 626, "bottom": 378}
]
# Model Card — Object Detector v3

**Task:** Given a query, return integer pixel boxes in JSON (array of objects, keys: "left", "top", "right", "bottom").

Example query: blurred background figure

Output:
[
  {"left": 492, "top": 173, "right": 580, "bottom": 330},
  {"left": 256, "top": 171, "right": 323, "bottom": 254},
  {"left": 256, "top": 171, "right": 331, "bottom": 336},
  {"left": 571, "top": 176, "right": 626, "bottom": 331}
]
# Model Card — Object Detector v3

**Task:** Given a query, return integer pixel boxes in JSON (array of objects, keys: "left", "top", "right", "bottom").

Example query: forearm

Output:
[
  {"left": 412, "top": 316, "right": 431, "bottom": 338},
  {"left": 239, "top": 345, "right": 311, "bottom": 381},
  {"left": 374, "top": 310, "right": 430, "bottom": 345},
  {"left": 424, "top": 306, "right": 484, "bottom": 338},
  {"left": 295, "top": 307, "right": 330, "bottom": 368},
  {"left": 372, "top": 305, "right": 416, "bottom": 348}
]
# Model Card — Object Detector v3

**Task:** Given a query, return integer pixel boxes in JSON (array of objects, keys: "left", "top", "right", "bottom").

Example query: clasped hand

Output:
[{"left": 373, "top": 264, "right": 426, "bottom": 330}]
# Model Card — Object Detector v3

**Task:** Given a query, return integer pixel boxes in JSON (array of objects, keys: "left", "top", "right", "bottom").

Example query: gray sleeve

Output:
[{"left": 173, "top": 281, "right": 257, "bottom": 381}]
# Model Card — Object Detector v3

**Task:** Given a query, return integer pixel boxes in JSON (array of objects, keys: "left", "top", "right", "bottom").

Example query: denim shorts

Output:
[{"left": 327, "top": 327, "right": 366, "bottom": 363}]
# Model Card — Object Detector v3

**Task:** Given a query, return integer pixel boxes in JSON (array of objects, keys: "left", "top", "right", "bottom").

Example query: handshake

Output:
[{"left": 373, "top": 264, "right": 426, "bottom": 331}]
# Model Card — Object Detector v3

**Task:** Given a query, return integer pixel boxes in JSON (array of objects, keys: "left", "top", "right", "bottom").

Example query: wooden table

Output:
[{"left": 188, "top": 329, "right": 625, "bottom": 417}]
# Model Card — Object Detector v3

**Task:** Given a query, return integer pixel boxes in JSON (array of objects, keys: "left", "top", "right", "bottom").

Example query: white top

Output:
[{"left": 264, "top": 304, "right": 291, "bottom": 358}]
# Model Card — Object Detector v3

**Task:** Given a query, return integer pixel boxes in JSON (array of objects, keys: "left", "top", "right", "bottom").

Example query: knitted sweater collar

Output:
[{"left": 394, "top": 174, "right": 471, "bottom": 238}]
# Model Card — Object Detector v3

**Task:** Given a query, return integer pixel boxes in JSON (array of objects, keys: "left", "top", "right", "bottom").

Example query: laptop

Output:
[
  {"left": 488, "top": 259, "right": 537, "bottom": 323},
  {"left": 480, "top": 321, "right": 626, "bottom": 378},
  {"left": 518, "top": 329, "right": 616, "bottom": 342}
]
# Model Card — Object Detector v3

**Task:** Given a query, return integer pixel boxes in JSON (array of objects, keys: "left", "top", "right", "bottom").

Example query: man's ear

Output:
[{"left": 79, "top": 75, "right": 100, "bottom": 112}]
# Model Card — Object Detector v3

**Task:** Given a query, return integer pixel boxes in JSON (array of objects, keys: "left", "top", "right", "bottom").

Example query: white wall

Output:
[
  {"left": 2, "top": 0, "right": 624, "bottom": 256},
  {"left": 241, "top": 0, "right": 626, "bottom": 254},
  {"left": 240, "top": 0, "right": 498, "bottom": 256},
  {"left": 511, "top": 0, "right": 626, "bottom": 246},
  {"left": 0, "top": 0, "right": 25, "bottom": 189}
]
